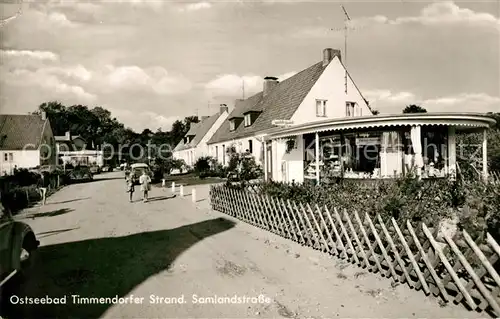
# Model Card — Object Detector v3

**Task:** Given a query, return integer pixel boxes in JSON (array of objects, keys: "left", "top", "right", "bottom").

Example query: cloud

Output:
[
  {"left": 205, "top": 71, "right": 296, "bottom": 97},
  {"left": 178, "top": 1, "right": 212, "bottom": 12},
  {"left": 109, "top": 109, "right": 180, "bottom": 132},
  {"left": 3, "top": 68, "right": 96, "bottom": 101},
  {"left": 363, "top": 89, "right": 500, "bottom": 114},
  {"left": 294, "top": 1, "right": 500, "bottom": 39},
  {"left": 32, "top": 10, "right": 78, "bottom": 28},
  {"left": 46, "top": 65, "right": 93, "bottom": 82},
  {"left": 0, "top": 49, "right": 59, "bottom": 61},
  {"left": 102, "top": 65, "right": 192, "bottom": 95},
  {"left": 355, "top": 1, "right": 500, "bottom": 30}
]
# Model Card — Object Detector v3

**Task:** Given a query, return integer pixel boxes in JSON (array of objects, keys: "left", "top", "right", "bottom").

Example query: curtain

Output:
[{"left": 410, "top": 125, "right": 424, "bottom": 168}]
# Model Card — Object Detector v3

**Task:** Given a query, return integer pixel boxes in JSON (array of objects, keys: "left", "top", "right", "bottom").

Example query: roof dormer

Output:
[
  {"left": 242, "top": 110, "right": 261, "bottom": 127},
  {"left": 228, "top": 116, "right": 243, "bottom": 131}
]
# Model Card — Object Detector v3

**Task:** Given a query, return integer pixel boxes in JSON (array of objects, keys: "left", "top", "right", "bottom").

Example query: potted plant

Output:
[{"left": 285, "top": 137, "right": 296, "bottom": 154}]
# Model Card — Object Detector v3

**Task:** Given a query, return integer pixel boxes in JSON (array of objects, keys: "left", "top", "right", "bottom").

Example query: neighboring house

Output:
[
  {"left": 173, "top": 105, "right": 229, "bottom": 166},
  {"left": 207, "top": 47, "right": 374, "bottom": 169},
  {"left": 55, "top": 131, "right": 104, "bottom": 167},
  {"left": 0, "top": 112, "right": 56, "bottom": 176}
]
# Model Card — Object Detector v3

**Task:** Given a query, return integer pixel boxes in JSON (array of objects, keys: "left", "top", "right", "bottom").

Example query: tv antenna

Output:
[{"left": 331, "top": 4, "right": 365, "bottom": 94}]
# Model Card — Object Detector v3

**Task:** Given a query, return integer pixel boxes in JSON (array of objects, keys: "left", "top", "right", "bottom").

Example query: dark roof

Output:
[
  {"left": 208, "top": 61, "right": 326, "bottom": 144},
  {"left": 54, "top": 134, "right": 85, "bottom": 142},
  {"left": 185, "top": 123, "right": 199, "bottom": 136},
  {"left": 174, "top": 112, "right": 222, "bottom": 151},
  {"left": 0, "top": 114, "right": 49, "bottom": 150}
]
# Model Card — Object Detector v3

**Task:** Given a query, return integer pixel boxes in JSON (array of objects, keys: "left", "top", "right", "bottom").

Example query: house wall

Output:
[
  {"left": 209, "top": 136, "right": 264, "bottom": 166},
  {"left": 173, "top": 149, "right": 195, "bottom": 166},
  {"left": 291, "top": 56, "right": 372, "bottom": 124},
  {"left": 271, "top": 136, "right": 304, "bottom": 183},
  {"left": 0, "top": 150, "right": 41, "bottom": 175},
  {"left": 39, "top": 122, "right": 57, "bottom": 167},
  {"left": 195, "top": 111, "right": 229, "bottom": 160}
]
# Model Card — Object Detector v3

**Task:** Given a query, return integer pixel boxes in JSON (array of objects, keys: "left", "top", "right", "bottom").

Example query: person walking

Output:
[
  {"left": 126, "top": 175, "right": 135, "bottom": 202},
  {"left": 139, "top": 170, "right": 151, "bottom": 203}
]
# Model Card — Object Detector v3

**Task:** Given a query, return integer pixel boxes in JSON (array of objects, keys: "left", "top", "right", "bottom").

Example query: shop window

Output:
[{"left": 316, "top": 99, "right": 327, "bottom": 117}]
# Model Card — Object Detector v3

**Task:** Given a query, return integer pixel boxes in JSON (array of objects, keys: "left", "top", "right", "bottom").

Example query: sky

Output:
[{"left": 0, "top": 0, "right": 498, "bottom": 132}]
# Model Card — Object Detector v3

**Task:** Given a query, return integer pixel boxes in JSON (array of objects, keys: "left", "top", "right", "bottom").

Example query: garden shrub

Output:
[
  {"left": 224, "top": 152, "right": 263, "bottom": 184},
  {"left": 0, "top": 170, "right": 68, "bottom": 214},
  {"left": 194, "top": 156, "right": 212, "bottom": 179},
  {"left": 224, "top": 174, "right": 500, "bottom": 241}
]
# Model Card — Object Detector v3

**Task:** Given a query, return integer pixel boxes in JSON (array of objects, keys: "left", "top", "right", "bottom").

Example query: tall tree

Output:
[{"left": 403, "top": 104, "right": 427, "bottom": 114}]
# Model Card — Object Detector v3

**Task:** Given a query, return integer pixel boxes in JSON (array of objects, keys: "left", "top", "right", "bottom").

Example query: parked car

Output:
[
  {"left": 0, "top": 202, "right": 39, "bottom": 315},
  {"left": 89, "top": 165, "right": 101, "bottom": 175},
  {"left": 130, "top": 163, "right": 153, "bottom": 185},
  {"left": 68, "top": 165, "right": 93, "bottom": 182},
  {"left": 102, "top": 166, "right": 113, "bottom": 172}
]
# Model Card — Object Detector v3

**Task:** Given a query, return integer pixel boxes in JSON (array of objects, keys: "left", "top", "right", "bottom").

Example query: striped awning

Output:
[{"left": 264, "top": 113, "right": 496, "bottom": 140}]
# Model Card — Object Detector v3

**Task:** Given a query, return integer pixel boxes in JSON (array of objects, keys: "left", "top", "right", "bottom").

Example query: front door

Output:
[{"left": 266, "top": 142, "right": 272, "bottom": 181}]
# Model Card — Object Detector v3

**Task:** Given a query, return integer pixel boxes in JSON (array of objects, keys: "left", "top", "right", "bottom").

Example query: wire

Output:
[{"left": 0, "top": 0, "right": 23, "bottom": 27}]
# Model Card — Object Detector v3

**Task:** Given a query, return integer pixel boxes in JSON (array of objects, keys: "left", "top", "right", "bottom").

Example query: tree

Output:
[{"left": 403, "top": 104, "right": 427, "bottom": 114}]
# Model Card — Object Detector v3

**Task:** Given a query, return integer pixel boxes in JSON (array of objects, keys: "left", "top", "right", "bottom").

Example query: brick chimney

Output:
[
  {"left": 40, "top": 111, "right": 47, "bottom": 120},
  {"left": 219, "top": 104, "right": 228, "bottom": 114},
  {"left": 322, "top": 48, "right": 341, "bottom": 67},
  {"left": 263, "top": 76, "right": 278, "bottom": 97}
]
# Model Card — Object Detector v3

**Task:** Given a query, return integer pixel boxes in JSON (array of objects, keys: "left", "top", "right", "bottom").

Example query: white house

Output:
[
  {"left": 207, "top": 47, "right": 375, "bottom": 177},
  {"left": 0, "top": 112, "right": 56, "bottom": 175},
  {"left": 55, "top": 131, "right": 104, "bottom": 167},
  {"left": 173, "top": 105, "right": 229, "bottom": 166}
]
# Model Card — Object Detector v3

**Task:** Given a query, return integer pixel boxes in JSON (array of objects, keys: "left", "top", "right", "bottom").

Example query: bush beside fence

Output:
[
  {"left": 0, "top": 170, "right": 68, "bottom": 213},
  {"left": 210, "top": 184, "right": 500, "bottom": 317}
]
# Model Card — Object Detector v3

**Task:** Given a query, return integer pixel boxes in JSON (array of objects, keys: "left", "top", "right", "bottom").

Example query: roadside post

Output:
[
  {"left": 179, "top": 185, "right": 184, "bottom": 197},
  {"left": 171, "top": 182, "right": 175, "bottom": 193}
]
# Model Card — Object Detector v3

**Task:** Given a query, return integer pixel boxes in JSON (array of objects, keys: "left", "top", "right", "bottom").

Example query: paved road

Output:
[{"left": 7, "top": 172, "right": 473, "bottom": 318}]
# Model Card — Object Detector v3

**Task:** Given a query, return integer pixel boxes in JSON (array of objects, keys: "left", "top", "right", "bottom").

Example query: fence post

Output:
[
  {"left": 171, "top": 182, "right": 175, "bottom": 193},
  {"left": 26, "top": 189, "right": 29, "bottom": 206},
  {"left": 57, "top": 175, "right": 60, "bottom": 188},
  {"left": 180, "top": 185, "right": 184, "bottom": 197},
  {"left": 192, "top": 188, "right": 196, "bottom": 203},
  {"left": 162, "top": 179, "right": 166, "bottom": 187}
]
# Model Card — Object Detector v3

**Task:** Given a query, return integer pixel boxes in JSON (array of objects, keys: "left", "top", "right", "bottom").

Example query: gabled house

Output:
[
  {"left": 207, "top": 47, "right": 374, "bottom": 174},
  {"left": 173, "top": 105, "right": 229, "bottom": 166},
  {"left": 0, "top": 112, "right": 56, "bottom": 175},
  {"left": 54, "top": 131, "right": 104, "bottom": 167}
]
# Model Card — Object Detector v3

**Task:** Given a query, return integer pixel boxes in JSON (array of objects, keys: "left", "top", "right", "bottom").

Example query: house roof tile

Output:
[
  {"left": 207, "top": 61, "right": 326, "bottom": 144},
  {"left": 174, "top": 112, "right": 221, "bottom": 151},
  {"left": 0, "top": 114, "right": 48, "bottom": 150}
]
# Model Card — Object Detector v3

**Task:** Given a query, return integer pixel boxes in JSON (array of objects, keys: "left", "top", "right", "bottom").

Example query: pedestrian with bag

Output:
[{"left": 139, "top": 170, "right": 151, "bottom": 203}]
